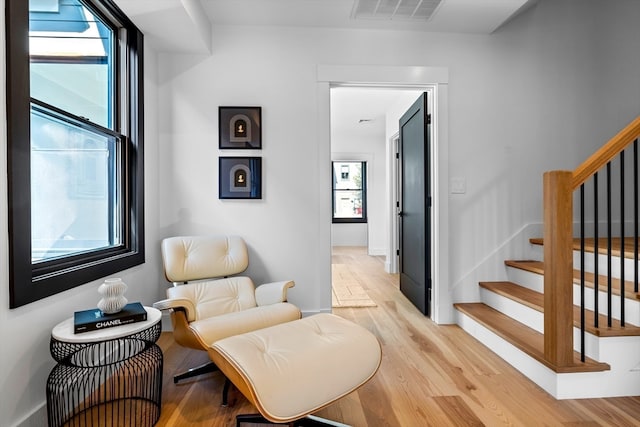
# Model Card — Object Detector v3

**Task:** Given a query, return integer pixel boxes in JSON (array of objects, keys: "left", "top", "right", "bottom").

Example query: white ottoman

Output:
[{"left": 208, "top": 313, "right": 382, "bottom": 426}]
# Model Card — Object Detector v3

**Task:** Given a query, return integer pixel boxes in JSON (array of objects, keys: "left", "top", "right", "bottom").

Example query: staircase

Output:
[
  {"left": 455, "top": 238, "right": 640, "bottom": 399},
  {"left": 454, "top": 116, "right": 640, "bottom": 399}
]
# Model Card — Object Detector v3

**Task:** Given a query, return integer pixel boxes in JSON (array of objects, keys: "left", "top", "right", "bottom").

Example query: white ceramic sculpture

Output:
[{"left": 97, "top": 278, "right": 128, "bottom": 314}]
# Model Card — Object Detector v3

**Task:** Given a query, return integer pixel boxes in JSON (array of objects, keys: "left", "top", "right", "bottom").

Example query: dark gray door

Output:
[{"left": 398, "top": 93, "right": 431, "bottom": 316}]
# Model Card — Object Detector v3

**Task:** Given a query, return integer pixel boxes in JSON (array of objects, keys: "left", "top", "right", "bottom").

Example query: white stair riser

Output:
[
  {"left": 479, "top": 287, "right": 543, "bottom": 333},
  {"left": 529, "top": 243, "right": 639, "bottom": 282},
  {"left": 574, "top": 250, "right": 639, "bottom": 281},
  {"left": 456, "top": 309, "right": 640, "bottom": 399},
  {"left": 481, "top": 288, "right": 638, "bottom": 361},
  {"left": 575, "top": 284, "right": 640, "bottom": 326},
  {"left": 505, "top": 266, "right": 640, "bottom": 325},
  {"left": 575, "top": 333, "right": 640, "bottom": 369},
  {"left": 529, "top": 243, "right": 543, "bottom": 261},
  {"left": 455, "top": 310, "right": 561, "bottom": 397},
  {"left": 555, "top": 370, "right": 640, "bottom": 399},
  {"left": 506, "top": 266, "right": 544, "bottom": 293}
]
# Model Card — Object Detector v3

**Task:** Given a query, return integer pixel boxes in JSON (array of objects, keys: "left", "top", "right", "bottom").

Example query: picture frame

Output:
[
  {"left": 218, "top": 156, "right": 262, "bottom": 199},
  {"left": 218, "top": 106, "right": 262, "bottom": 149}
]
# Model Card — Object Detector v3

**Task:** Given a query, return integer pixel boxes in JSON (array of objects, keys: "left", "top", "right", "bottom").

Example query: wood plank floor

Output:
[{"left": 155, "top": 246, "right": 640, "bottom": 426}]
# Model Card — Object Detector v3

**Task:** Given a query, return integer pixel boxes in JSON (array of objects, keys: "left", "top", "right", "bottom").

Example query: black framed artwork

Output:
[
  {"left": 219, "top": 157, "right": 262, "bottom": 199},
  {"left": 219, "top": 106, "right": 262, "bottom": 149}
]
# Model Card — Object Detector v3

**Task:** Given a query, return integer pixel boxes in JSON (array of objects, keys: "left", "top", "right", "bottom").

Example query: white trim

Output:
[
  {"left": 317, "top": 65, "right": 451, "bottom": 323},
  {"left": 316, "top": 81, "right": 333, "bottom": 311},
  {"left": 387, "top": 132, "right": 399, "bottom": 274},
  {"left": 317, "top": 65, "right": 449, "bottom": 85}
]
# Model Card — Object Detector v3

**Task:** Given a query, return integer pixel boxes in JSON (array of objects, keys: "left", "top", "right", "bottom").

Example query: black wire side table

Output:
[{"left": 47, "top": 307, "right": 163, "bottom": 427}]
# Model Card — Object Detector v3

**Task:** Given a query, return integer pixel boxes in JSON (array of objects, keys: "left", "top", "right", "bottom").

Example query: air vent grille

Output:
[{"left": 351, "top": 0, "right": 443, "bottom": 21}]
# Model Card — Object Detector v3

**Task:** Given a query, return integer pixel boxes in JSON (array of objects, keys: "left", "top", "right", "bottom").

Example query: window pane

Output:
[
  {"left": 31, "top": 105, "right": 121, "bottom": 261},
  {"left": 333, "top": 190, "right": 364, "bottom": 219},
  {"left": 29, "top": 0, "right": 113, "bottom": 128},
  {"left": 332, "top": 161, "right": 366, "bottom": 222},
  {"left": 333, "top": 162, "right": 363, "bottom": 190},
  {"left": 7, "top": 0, "right": 144, "bottom": 308}
]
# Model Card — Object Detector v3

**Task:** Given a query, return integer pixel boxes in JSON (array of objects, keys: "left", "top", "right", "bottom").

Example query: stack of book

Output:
[{"left": 73, "top": 302, "right": 147, "bottom": 334}]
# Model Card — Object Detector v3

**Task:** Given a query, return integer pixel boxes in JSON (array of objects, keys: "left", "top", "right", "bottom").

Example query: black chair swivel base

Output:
[
  {"left": 173, "top": 362, "right": 233, "bottom": 407},
  {"left": 236, "top": 414, "right": 350, "bottom": 427},
  {"left": 173, "top": 361, "right": 218, "bottom": 383}
]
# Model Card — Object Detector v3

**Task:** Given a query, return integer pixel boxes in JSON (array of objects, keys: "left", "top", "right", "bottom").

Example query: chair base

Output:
[
  {"left": 173, "top": 361, "right": 218, "bottom": 384},
  {"left": 236, "top": 414, "right": 350, "bottom": 427},
  {"left": 174, "top": 362, "right": 232, "bottom": 406}
]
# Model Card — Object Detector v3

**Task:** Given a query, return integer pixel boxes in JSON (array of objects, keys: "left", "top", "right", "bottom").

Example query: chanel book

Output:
[{"left": 74, "top": 302, "right": 147, "bottom": 334}]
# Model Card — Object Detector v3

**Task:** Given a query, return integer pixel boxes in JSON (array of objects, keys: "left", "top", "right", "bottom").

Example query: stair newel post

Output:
[{"left": 543, "top": 170, "right": 575, "bottom": 368}]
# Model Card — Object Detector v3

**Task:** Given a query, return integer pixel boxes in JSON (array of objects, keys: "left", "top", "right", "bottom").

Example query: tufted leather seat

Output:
[{"left": 153, "top": 235, "right": 301, "bottom": 385}]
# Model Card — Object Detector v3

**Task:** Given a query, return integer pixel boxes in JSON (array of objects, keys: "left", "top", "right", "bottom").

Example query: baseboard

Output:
[
  {"left": 367, "top": 247, "right": 385, "bottom": 256},
  {"left": 160, "top": 311, "right": 173, "bottom": 332},
  {"left": 13, "top": 402, "right": 47, "bottom": 427}
]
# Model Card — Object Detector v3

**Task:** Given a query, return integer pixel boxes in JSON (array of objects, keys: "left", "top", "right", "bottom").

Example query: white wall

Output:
[
  {"left": 152, "top": 0, "right": 638, "bottom": 318},
  {"left": 154, "top": 1, "right": 640, "bottom": 315},
  {"left": 445, "top": 0, "right": 640, "bottom": 302},
  {"left": 4, "top": 1, "right": 640, "bottom": 425},
  {"left": 331, "top": 223, "right": 367, "bottom": 247}
]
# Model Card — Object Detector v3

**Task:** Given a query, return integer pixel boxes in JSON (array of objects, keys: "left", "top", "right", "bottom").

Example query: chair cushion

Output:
[
  {"left": 190, "top": 302, "right": 301, "bottom": 346},
  {"left": 162, "top": 235, "right": 249, "bottom": 282},
  {"left": 208, "top": 313, "right": 381, "bottom": 423},
  {"left": 167, "top": 277, "right": 258, "bottom": 321}
]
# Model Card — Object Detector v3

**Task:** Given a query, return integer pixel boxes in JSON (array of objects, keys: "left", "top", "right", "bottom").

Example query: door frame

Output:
[
  {"left": 316, "top": 65, "right": 452, "bottom": 323},
  {"left": 387, "top": 132, "right": 400, "bottom": 274}
]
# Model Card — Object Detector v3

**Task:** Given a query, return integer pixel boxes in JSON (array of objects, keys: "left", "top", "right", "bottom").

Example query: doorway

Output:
[
  {"left": 329, "top": 86, "right": 431, "bottom": 313},
  {"left": 317, "top": 65, "right": 451, "bottom": 323}
]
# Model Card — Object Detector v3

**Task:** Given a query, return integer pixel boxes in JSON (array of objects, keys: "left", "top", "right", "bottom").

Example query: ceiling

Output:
[
  {"left": 331, "top": 87, "right": 424, "bottom": 141},
  {"left": 112, "top": 0, "right": 535, "bottom": 141},
  {"left": 114, "top": 0, "right": 535, "bottom": 54}
]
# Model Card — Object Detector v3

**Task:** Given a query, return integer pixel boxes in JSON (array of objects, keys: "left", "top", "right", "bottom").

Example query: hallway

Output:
[{"left": 331, "top": 246, "right": 388, "bottom": 308}]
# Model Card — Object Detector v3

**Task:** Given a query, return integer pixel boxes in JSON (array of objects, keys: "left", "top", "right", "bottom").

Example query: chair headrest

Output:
[{"left": 161, "top": 235, "right": 249, "bottom": 283}]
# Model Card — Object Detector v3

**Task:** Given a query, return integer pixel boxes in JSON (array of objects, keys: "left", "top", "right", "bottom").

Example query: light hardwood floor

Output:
[{"left": 155, "top": 246, "right": 640, "bottom": 426}]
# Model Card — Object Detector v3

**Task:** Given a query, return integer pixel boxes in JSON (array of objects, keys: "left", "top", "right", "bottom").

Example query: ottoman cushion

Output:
[{"left": 208, "top": 313, "right": 381, "bottom": 423}]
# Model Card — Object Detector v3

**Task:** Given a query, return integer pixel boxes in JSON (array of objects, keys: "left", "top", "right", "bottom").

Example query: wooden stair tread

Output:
[
  {"left": 455, "top": 302, "right": 610, "bottom": 374},
  {"left": 480, "top": 281, "right": 640, "bottom": 337},
  {"left": 505, "top": 259, "right": 544, "bottom": 274},
  {"left": 479, "top": 281, "right": 543, "bottom": 311},
  {"left": 505, "top": 260, "right": 640, "bottom": 300},
  {"left": 531, "top": 237, "right": 640, "bottom": 260}
]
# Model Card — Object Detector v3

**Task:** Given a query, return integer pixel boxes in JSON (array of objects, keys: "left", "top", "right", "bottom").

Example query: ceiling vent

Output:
[{"left": 351, "top": 0, "right": 443, "bottom": 21}]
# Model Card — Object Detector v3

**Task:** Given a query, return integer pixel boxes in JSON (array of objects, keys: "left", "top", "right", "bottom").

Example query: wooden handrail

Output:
[{"left": 572, "top": 115, "right": 640, "bottom": 189}]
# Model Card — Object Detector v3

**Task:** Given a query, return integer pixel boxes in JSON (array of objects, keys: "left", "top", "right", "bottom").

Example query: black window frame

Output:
[
  {"left": 331, "top": 161, "right": 367, "bottom": 224},
  {"left": 6, "top": 0, "right": 145, "bottom": 308}
]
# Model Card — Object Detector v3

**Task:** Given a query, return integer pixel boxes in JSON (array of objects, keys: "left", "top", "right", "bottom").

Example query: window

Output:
[
  {"left": 332, "top": 161, "right": 367, "bottom": 223},
  {"left": 6, "top": 0, "right": 144, "bottom": 308}
]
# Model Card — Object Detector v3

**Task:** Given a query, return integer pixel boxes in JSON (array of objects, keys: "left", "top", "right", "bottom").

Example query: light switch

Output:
[{"left": 450, "top": 177, "right": 466, "bottom": 194}]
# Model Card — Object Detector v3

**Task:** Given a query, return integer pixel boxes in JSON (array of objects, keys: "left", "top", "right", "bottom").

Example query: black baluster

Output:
[
  {"left": 635, "top": 139, "right": 638, "bottom": 294},
  {"left": 594, "top": 173, "right": 599, "bottom": 329},
  {"left": 580, "top": 184, "right": 585, "bottom": 362},
  {"left": 607, "top": 162, "right": 613, "bottom": 328},
  {"left": 620, "top": 151, "right": 625, "bottom": 326}
]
